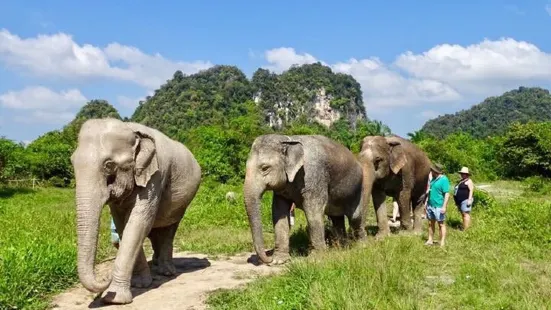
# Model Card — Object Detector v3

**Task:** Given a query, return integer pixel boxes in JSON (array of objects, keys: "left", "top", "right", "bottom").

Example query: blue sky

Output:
[{"left": 1, "top": 1, "right": 551, "bottom": 143}]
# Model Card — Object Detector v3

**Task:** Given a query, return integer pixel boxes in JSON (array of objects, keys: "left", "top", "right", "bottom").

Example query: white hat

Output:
[{"left": 458, "top": 167, "right": 470, "bottom": 174}]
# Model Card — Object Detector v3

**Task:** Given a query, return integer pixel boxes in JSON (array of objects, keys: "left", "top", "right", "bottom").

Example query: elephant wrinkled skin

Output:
[
  {"left": 358, "top": 135, "right": 431, "bottom": 237},
  {"left": 70, "top": 118, "right": 201, "bottom": 305},
  {"left": 243, "top": 134, "right": 369, "bottom": 265}
]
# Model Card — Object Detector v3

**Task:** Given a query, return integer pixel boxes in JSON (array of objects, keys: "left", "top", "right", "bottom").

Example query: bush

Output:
[
  {"left": 498, "top": 121, "right": 551, "bottom": 178},
  {"left": 417, "top": 132, "right": 501, "bottom": 181},
  {"left": 472, "top": 189, "right": 497, "bottom": 209}
]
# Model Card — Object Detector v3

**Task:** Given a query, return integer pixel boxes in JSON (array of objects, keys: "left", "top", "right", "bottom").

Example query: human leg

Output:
[
  {"left": 437, "top": 209, "right": 446, "bottom": 246},
  {"left": 425, "top": 206, "right": 437, "bottom": 245},
  {"left": 459, "top": 200, "right": 472, "bottom": 230}
]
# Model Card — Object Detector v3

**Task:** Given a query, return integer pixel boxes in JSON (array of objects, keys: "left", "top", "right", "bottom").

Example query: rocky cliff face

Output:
[
  {"left": 251, "top": 63, "right": 366, "bottom": 129},
  {"left": 312, "top": 88, "right": 342, "bottom": 127}
]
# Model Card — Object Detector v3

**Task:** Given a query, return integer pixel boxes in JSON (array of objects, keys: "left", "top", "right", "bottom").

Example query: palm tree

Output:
[
  {"left": 366, "top": 120, "right": 392, "bottom": 136},
  {"left": 407, "top": 130, "right": 427, "bottom": 143}
]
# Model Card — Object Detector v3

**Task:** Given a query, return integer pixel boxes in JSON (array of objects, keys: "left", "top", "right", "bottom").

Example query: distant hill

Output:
[
  {"left": 130, "top": 63, "right": 367, "bottom": 137},
  {"left": 421, "top": 87, "right": 551, "bottom": 138},
  {"left": 62, "top": 99, "right": 122, "bottom": 145}
]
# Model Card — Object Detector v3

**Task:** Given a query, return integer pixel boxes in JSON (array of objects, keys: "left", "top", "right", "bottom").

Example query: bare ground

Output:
[{"left": 50, "top": 252, "right": 284, "bottom": 310}]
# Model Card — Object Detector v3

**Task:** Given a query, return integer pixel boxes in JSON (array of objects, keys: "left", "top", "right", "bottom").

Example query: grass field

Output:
[{"left": 1, "top": 180, "right": 550, "bottom": 309}]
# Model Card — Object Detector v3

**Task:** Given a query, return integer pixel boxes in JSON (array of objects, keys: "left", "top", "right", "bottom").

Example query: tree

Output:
[
  {"left": 421, "top": 86, "right": 551, "bottom": 138},
  {"left": 498, "top": 121, "right": 551, "bottom": 178}
]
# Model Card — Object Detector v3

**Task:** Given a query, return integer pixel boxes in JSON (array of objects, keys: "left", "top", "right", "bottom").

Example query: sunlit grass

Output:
[
  {"left": 1, "top": 180, "right": 550, "bottom": 309},
  {"left": 207, "top": 189, "right": 551, "bottom": 310}
]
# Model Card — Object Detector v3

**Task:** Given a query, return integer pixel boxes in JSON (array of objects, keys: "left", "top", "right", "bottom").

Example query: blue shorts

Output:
[
  {"left": 456, "top": 199, "right": 472, "bottom": 213},
  {"left": 111, "top": 218, "right": 120, "bottom": 243},
  {"left": 426, "top": 205, "right": 445, "bottom": 222}
]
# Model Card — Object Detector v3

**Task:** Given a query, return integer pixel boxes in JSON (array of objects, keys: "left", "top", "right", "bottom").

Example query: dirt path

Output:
[{"left": 50, "top": 252, "right": 284, "bottom": 310}]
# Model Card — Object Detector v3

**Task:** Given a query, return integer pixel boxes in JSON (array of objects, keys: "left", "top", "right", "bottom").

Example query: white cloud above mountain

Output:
[
  {"left": 1, "top": 27, "right": 551, "bottom": 131},
  {"left": 0, "top": 29, "right": 213, "bottom": 89},
  {"left": 263, "top": 37, "right": 551, "bottom": 112}
]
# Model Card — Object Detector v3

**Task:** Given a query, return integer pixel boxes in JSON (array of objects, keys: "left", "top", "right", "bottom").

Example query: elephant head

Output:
[
  {"left": 360, "top": 136, "right": 407, "bottom": 180},
  {"left": 243, "top": 134, "right": 304, "bottom": 264},
  {"left": 70, "top": 119, "right": 159, "bottom": 293}
]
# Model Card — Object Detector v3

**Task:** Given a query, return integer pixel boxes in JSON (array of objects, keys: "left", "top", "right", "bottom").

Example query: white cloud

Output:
[
  {"left": 0, "top": 86, "right": 87, "bottom": 111},
  {"left": 546, "top": 4, "right": 551, "bottom": 16},
  {"left": 331, "top": 57, "right": 460, "bottom": 109},
  {"left": 0, "top": 86, "right": 87, "bottom": 124},
  {"left": 263, "top": 48, "right": 461, "bottom": 110},
  {"left": 0, "top": 29, "right": 213, "bottom": 89},
  {"left": 263, "top": 37, "right": 551, "bottom": 113},
  {"left": 264, "top": 47, "right": 323, "bottom": 73},
  {"left": 395, "top": 38, "right": 551, "bottom": 95}
]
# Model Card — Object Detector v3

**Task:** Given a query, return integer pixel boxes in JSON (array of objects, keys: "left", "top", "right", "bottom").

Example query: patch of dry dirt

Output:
[{"left": 50, "top": 252, "right": 284, "bottom": 310}]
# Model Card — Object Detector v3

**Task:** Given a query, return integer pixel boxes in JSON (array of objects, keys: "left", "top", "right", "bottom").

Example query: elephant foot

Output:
[
  {"left": 267, "top": 252, "right": 291, "bottom": 266},
  {"left": 155, "top": 260, "right": 177, "bottom": 276},
  {"left": 102, "top": 283, "right": 133, "bottom": 305},
  {"left": 131, "top": 271, "right": 152, "bottom": 288}
]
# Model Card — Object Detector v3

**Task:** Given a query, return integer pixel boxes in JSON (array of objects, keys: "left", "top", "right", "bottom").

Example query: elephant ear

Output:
[
  {"left": 133, "top": 130, "right": 159, "bottom": 187},
  {"left": 387, "top": 139, "right": 407, "bottom": 175},
  {"left": 281, "top": 140, "right": 304, "bottom": 183}
]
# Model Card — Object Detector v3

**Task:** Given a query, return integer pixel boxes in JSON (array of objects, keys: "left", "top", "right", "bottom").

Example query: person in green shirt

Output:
[{"left": 424, "top": 163, "right": 450, "bottom": 247}]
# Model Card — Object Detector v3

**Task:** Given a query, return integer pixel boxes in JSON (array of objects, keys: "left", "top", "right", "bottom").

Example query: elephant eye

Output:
[{"left": 104, "top": 160, "right": 117, "bottom": 174}]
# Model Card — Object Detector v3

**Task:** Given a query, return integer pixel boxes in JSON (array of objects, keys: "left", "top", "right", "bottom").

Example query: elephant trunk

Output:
[
  {"left": 75, "top": 178, "right": 111, "bottom": 293},
  {"left": 244, "top": 168, "right": 272, "bottom": 264}
]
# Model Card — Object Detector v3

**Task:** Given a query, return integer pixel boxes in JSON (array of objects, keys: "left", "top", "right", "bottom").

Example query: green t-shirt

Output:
[{"left": 427, "top": 175, "right": 450, "bottom": 208}]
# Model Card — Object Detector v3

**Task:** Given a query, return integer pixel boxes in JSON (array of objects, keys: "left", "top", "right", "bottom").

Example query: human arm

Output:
[
  {"left": 467, "top": 180, "right": 474, "bottom": 205},
  {"left": 442, "top": 192, "right": 450, "bottom": 213},
  {"left": 441, "top": 177, "right": 451, "bottom": 213}
]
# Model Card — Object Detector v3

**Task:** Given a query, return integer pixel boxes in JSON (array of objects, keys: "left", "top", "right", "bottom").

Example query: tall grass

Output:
[
  {"left": 1, "top": 182, "right": 550, "bottom": 309},
  {"left": 207, "top": 190, "right": 551, "bottom": 309},
  {"left": 0, "top": 182, "right": 280, "bottom": 309},
  {"left": 0, "top": 188, "right": 115, "bottom": 309}
]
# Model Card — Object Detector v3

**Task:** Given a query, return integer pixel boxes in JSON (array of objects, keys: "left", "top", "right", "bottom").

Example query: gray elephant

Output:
[
  {"left": 70, "top": 118, "right": 202, "bottom": 304},
  {"left": 244, "top": 134, "right": 368, "bottom": 265},
  {"left": 358, "top": 135, "right": 431, "bottom": 237}
]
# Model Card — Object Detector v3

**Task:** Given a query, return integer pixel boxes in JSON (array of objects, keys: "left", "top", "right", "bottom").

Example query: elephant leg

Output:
[
  {"left": 148, "top": 222, "right": 180, "bottom": 276},
  {"left": 270, "top": 195, "right": 292, "bottom": 265},
  {"left": 131, "top": 247, "right": 152, "bottom": 288},
  {"left": 302, "top": 192, "right": 328, "bottom": 253},
  {"left": 102, "top": 184, "right": 160, "bottom": 305},
  {"left": 348, "top": 193, "right": 367, "bottom": 241},
  {"left": 412, "top": 197, "right": 424, "bottom": 234},
  {"left": 109, "top": 206, "right": 152, "bottom": 289},
  {"left": 373, "top": 190, "right": 390, "bottom": 239},
  {"left": 398, "top": 191, "right": 413, "bottom": 231},
  {"left": 329, "top": 215, "right": 346, "bottom": 247}
]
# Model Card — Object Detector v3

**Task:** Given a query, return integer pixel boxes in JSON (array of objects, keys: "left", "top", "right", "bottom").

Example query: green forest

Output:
[
  {"left": 1, "top": 63, "right": 551, "bottom": 186},
  {"left": 421, "top": 86, "right": 551, "bottom": 139}
]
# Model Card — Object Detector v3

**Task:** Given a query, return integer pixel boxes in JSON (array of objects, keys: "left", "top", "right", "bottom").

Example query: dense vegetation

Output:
[
  {"left": 421, "top": 87, "right": 551, "bottom": 139},
  {"left": 0, "top": 63, "right": 389, "bottom": 185}
]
